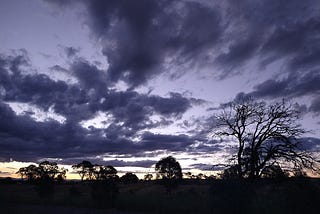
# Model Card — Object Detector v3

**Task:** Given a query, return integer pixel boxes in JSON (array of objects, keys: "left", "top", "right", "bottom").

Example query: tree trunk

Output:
[{"left": 237, "top": 149, "right": 243, "bottom": 178}]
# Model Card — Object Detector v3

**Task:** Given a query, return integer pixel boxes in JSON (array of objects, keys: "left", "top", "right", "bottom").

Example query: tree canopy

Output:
[
  {"left": 72, "top": 161, "right": 118, "bottom": 181},
  {"left": 93, "top": 165, "right": 118, "bottom": 180},
  {"left": 16, "top": 161, "right": 67, "bottom": 182},
  {"left": 155, "top": 156, "right": 182, "bottom": 180},
  {"left": 120, "top": 172, "right": 139, "bottom": 183},
  {"left": 72, "top": 160, "right": 95, "bottom": 181}
]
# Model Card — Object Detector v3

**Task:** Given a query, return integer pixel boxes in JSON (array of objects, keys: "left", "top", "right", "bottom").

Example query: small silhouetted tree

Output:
[
  {"left": 90, "top": 164, "right": 119, "bottom": 208},
  {"left": 206, "top": 174, "right": 217, "bottom": 180},
  {"left": 72, "top": 160, "right": 94, "bottom": 181},
  {"left": 155, "top": 156, "right": 182, "bottom": 180},
  {"left": 120, "top": 172, "right": 139, "bottom": 183},
  {"left": 38, "top": 161, "right": 59, "bottom": 181},
  {"left": 17, "top": 164, "right": 39, "bottom": 181},
  {"left": 215, "top": 99, "right": 318, "bottom": 179},
  {"left": 196, "top": 173, "right": 207, "bottom": 180},
  {"left": 155, "top": 156, "right": 182, "bottom": 194},
  {"left": 261, "top": 165, "right": 289, "bottom": 179},
  {"left": 184, "top": 172, "right": 194, "bottom": 179},
  {"left": 17, "top": 161, "right": 67, "bottom": 199},
  {"left": 56, "top": 167, "right": 68, "bottom": 182},
  {"left": 93, "top": 165, "right": 117, "bottom": 180},
  {"left": 220, "top": 165, "right": 239, "bottom": 180},
  {"left": 293, "top": 168, "right": 308, "bottom": 178},
  {"left": 144, "top": 173, "right": 153, "bottom": 181},
  {"left": 16, "top": 161, "right": 67, "bottom": 182}
]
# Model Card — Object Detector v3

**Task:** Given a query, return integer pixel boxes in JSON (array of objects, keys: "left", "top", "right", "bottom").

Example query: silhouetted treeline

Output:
[{"left": 16, "top": 161, "right": 67, "bottom": 183}]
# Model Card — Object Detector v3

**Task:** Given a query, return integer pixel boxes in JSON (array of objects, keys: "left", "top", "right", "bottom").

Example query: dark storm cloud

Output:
[
  {"left": 0, "top": 52, "right": 201, "bottom": 163},
  {"left": 140, "top": 132, "right": 194, "bottom": 151},
  {"left": 189, "top": 163, "right": 215, "bottom": 171},
  {"left": 96, "top": 90, "right": 191, "bottom": 132},
  {"left": 221, "top": 0, "right": 320, "bottom": 71},
  {"left": 298, "top": 137, "right": 320, "bottom": 152},
  {"left": 145, "top": 92, "right": 191, "bottom": 117},
  {"left": 188, "top": 141, "right": 224, "bottom": 153},
  {"left": 210, "top": 0, "right": 320, "bottom": 98},
  {"left": 214, "top": 36, "right": 260, "bottom": 76},
  {"left": 103, "top": 159, "right": 156, "bottom": 168},
  {"left": 71, "top": 59, "right": 107, "bottom": 92},
  {"left": 3, "top": 0, "right": 319, "bottom": 169},
  {"left": 310, "top": 97, "right": 320, "bottom": 115},
  {"left": 0, "top": 98, "right": 194, "bottom": 163},
  {"left": 233, "top": 71, "right": 320, "bottom": 106},
  {"left": 0, "top": 101, "right": 73, "bottom": 161},
  {"left": 221, "top": 0, "right": 320, "bottom": 116},
  {"left": 45, "top": 0, "right": 320, "bottom": 103},
  {"left": 0, "top": 53, "right": 69, "bottom": 109},
  {"left": 46, "top": 0, "right": 223, "bottom": 87},
  {"left": 0, "top": 52, "right": 192, "bottom": 124},
  {"left": 261, "top": 18, "right": 320, "bottom": 71},
  {"left": 93, "top": 0, "right": 223, "bottom": 87}
]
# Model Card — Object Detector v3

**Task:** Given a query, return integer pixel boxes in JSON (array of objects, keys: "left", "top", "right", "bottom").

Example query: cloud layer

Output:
[
  {"left": 46, "top": 1, "right": 320, "bottom": 106},
  {"left": 0, "top": 0, "right": 320, "bottom": 169},
  {"left": 0, "top": 51, "right": 202, "bottom": 164}
]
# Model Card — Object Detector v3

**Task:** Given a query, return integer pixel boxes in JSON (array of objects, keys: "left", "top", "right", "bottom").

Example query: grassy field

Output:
[{"left": 1, "top": 178, "right": 320, "bottom": 213}]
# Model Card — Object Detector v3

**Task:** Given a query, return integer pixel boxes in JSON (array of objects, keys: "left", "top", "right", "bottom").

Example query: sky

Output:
[{"left": 0, "top": 0, "right": 320, "bottom": 178}]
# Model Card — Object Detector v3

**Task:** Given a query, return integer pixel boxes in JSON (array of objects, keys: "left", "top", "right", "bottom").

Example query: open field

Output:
[{"left": 1, "top": 178, "right": 320, "bottom": 214}]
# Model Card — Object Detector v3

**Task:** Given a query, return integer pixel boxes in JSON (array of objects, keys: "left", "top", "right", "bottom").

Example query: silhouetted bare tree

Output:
[{"left": 215, "top": 99, "right": 317, "bottom": 179}]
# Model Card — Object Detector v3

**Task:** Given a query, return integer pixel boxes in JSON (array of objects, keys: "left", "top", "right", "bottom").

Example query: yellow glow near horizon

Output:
[
  {"left": 0, "top": 161, "right": 80, "bottom": 179},
  {"left": 0, "top": 161, "right": 35, "bottom": 178},
  {"left": 0, "top": 161, "right": 156, "bottom": 180},
  {"left": 0, "top": 160, "right": 218, "bottom": 180}
]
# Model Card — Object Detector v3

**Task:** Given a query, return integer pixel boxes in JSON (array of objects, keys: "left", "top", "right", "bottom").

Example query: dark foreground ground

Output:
[{"left": 1, "top": 178, "right": 320, "bottom": 214}]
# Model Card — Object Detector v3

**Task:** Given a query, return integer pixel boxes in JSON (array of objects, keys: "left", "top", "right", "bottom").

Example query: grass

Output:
[{"left": 1, "top": 178, "right": 320, "bottom": 213}]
